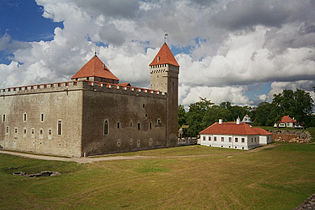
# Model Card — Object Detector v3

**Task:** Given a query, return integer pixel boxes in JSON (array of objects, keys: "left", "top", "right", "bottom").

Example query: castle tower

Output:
[{"left": 149, "top": 43, "right": 179, "bottom": 146}]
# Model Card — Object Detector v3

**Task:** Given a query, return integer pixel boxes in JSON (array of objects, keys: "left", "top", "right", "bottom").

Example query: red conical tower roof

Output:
[
  {"left": 72, "top": 55, "right": 119, "bottom": 81},
  {"left": 149, "top": 43, "right": 179, "bottom": 67}
]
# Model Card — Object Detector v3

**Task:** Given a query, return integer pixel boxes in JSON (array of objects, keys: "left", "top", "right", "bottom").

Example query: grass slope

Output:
[{"left": 1, "top": 144, "right": 315, "bottom": 209}]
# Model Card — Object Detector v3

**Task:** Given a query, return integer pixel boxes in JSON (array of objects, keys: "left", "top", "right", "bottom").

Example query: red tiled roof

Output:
[
  {"left": 118, "top": 83, "right": 131, "bottom": 87},
  {"left": 199, "top": 122, "right": 271, "bottom": 135},
  {"left": 252, "top": 127, "right": 272, "bottom": 135},
  {"left": 280, "top": 115, "right": 296, "bottom": 123},
  {"left": 72, "top": 55, "right": 119, "bottom": 81},
  {"left": 149, "top": 43, "right": 179, "bottom": 67}
]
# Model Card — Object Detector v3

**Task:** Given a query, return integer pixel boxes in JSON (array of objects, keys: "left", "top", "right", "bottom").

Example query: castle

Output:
[{"left": 0, "top": 43, "right": 179, "bottom": 157}]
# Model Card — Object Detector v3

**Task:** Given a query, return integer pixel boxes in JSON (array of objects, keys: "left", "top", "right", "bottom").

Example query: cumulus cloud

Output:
[
  {"left": 179, "top": 84, "right": 253, "bottom": 106},
  {"left": 260, "top": 80, "right": 315, "bottom": 103},
  {"left": 0, "top": 33, "right": 30, "bottom": 53},
  {"left": 0, "top": 0, "right": 315, "bottom": 107}
]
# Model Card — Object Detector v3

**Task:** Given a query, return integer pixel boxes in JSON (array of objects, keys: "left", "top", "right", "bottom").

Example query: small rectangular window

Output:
[
  {"left": 31, "top": 128, "right": 35, "bottom": 134},
  {"left": 40, "top": 129, "right": 43, "bottom": 135},
  {"left": 41, "top": 114, "right": 44, "bottom": 122},
  {"left": 221, "top": 137, "right": 224, "bottom": 142},
  {"left": 48, "top": 129, "right": 52, "bottom": 135},
  {"left": 241, "top": 138, "right": 245, "bottom": 143},
  {"left": 208, "top": 136, "right": 211, "bottom": 141},
  {"left": 117, "top": 122, "right": 120, "bottom": 129},
  {"left": 23, "top": 113, "right": 27, "bottom": 122},
  {"left": 214, "top": 137, "right": 217, "bottom": 141},
  {"left": 203, "top": 136, "right": 206, "bottom": 141},
  {"left": 138, "top": 123, "right": 141, "bottom": 130},
  {"left": 235, "top": 138, "right": 238, "bottom": 142},
  {"left": 6, "top": 126, "right": 9, "bottom": 134},
  {"left": 14, "top": 128, "right": 18, "bottom": 134},
  {"left": 24, "top": 128, "right": 27, "bottom": 134},
  {"left": 57, "top": 120, "right": 62, "bottom": 135},
  {"left": 229, "top": 137, "right": 232, "bottom": 142},
  {"left": 3, "top": 114, "right": 6, "bottom": 122}
]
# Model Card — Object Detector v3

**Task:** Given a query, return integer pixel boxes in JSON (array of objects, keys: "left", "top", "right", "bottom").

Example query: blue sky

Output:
[
  {"left": 0, "top": 1, "right": 62, "bottom": 64},
  {"left": 0, "top": 1, "right": 62, "bottom": 41},
  {"left": 0, "top": 0, "right": 314, "bottom": 106}
]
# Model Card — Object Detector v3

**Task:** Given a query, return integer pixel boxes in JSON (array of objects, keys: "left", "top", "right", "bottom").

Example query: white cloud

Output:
[
  {"left": 0, "top": 0, "right": 315, "bottom": 107},
  {"left": 179, "top": 84, "right": 253, "bottom": 106},
  {"left": 263, "top": 80, "right": 315, "bottom": 103}
]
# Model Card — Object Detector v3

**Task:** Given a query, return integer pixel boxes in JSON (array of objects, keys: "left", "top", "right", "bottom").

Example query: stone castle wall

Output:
[
  {"left": 0, "top": 80, "right": 168, "bottom": 157},
  {"left": 0, "top": 81, "right": 83, "bottom": 157},
  {"left": 81, "top": 81, "right": 167, "bottom": 156}
]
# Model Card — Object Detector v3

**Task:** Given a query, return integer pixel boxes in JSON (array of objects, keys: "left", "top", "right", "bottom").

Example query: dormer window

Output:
[{"left": 157, "top": 56, "right": 160, "bottom": 62}]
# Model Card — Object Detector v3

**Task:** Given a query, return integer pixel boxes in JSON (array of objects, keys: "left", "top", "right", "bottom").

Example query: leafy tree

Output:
[
  {"left": 178, "top": 105, "right": 186, "bottom": 127},
  {"left": 186, "top": 98, "right": 214, "bottom": 136},
  {"left": 185, "top": 99, "right": 251, "bottom": 136},
  {"left": 272, "top": 89, "right": 314, "bottom": 125},
  {"left": 253, "top": 102, "right": 278, "bottom": 126}
]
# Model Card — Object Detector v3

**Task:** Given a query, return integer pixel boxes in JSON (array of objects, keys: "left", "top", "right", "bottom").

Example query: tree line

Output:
[{"left": 179, "top": 89, "right": 314, "bottom": 137}]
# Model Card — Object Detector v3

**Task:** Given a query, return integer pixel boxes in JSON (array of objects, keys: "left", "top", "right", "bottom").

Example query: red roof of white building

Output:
[
  {"left": 149, "top": 43, "right": 180, "bottom": 67},
  {"left": 280, "top": 115, "right": 296, "bottom": 123},
  {"left": 72, "top": 55, "right": 119, "bottom": 81},
  {"left": 199, "top": 122, "right": 272, "bottom": 136},
  {"left": 118, "top": 83, "right": 131, "bottom": 87}
]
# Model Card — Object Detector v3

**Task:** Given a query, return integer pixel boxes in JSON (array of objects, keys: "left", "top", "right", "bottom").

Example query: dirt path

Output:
[
  {"left": 0, "top": 144, "right": 277, "bottom": 163},
  {"left": 0, "top": 150, "right": 158, "bottom": 163},
  {"left": 246, "top": 144, "right": 278, "bottom": 152}
]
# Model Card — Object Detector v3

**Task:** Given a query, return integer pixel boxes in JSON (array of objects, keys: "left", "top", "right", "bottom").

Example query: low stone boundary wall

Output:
[
  {"left": 295, "top": 194, "right": 315, "bottom": 209},
  {"left": 270, "top": 130, "right": 311, "bottom": 143},
  {"left": 178, "top": 137, "right": 197, "bottom": 145}
]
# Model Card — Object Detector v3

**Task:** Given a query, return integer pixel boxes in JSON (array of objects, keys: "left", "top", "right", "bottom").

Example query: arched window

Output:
[{"left": 104, "top": 120, "right": 109, "bottom": 135}]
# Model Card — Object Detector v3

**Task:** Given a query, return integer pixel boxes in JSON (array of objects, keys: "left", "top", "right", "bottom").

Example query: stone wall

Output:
[
  {"left": 81, "top": 81, "right": 168, "bottom": 156},
  {"left": 0, "top": 81, "right": 83, "bottom": 157},
  {"left": 0, "top": 80, "right": 172, "bottom": 157},
  {"left": 270, "top": 130, "right": 311, "bottom": 143}
]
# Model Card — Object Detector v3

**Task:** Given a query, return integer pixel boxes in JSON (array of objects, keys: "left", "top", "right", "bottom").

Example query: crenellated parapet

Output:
[
  {"left": 0, "top": 80, "right": 167, "bottom": 98},
  {"left": 0, "top": 81, "right": 81, "bottom": 96},
  {"left": 83, "top": 80, "right": 167, "bottom": 98}
]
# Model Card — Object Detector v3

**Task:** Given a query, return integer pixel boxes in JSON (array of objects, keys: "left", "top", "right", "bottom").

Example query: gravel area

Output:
[{"left": 295, "top": 194, "right": 315, "bottom": 210}]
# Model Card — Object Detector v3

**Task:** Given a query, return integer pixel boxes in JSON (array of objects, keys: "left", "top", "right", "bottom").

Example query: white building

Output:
[
  {"left": 199, "top": 119, "right": 272, "bottom": 150},
  {"left": 274, "top": 115, "right": 297, "bottom": 128}
]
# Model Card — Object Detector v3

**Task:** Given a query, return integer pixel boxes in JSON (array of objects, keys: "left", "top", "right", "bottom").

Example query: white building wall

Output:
[
  {"left": 286, "top": 122, "right": 294, "bottom": 127},
  {"left": 259, "top": 135, "right": 272, "bottom": 144},
  {"left": 259, "top": 136, "right": 267, "bottom": 145},
  {"left": 200, "top": 134, "right": 260, "bottom": 150}
]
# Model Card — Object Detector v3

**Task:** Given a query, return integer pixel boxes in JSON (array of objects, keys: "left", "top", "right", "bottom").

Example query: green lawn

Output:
[{"left": 1, "top": 144, "right": 315, "bottom": 209}]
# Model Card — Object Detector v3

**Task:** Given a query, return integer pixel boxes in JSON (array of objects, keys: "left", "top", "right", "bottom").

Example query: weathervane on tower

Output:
[{"left": 164, "top": 33, "right": 168, "bottom": 43}]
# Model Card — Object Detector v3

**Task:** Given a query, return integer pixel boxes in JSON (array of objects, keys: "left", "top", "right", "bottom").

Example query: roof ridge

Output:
[
  {"left": 149, "top": 43, "right": 179, "bottom": 67},
  {"left": 71, "top": 55, "right": 119, "bottom": 81},
  {"left": 200, "top": 122, "right": 271, "bottom": 135}
]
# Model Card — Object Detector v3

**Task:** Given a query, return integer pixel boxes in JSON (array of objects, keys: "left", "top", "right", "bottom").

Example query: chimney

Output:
[
  {"left": 219, "top": 119, "right": 223, "bottom": 124},
  {"left": 236, "top": 117, "right": 240, "bottom": 125}
]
